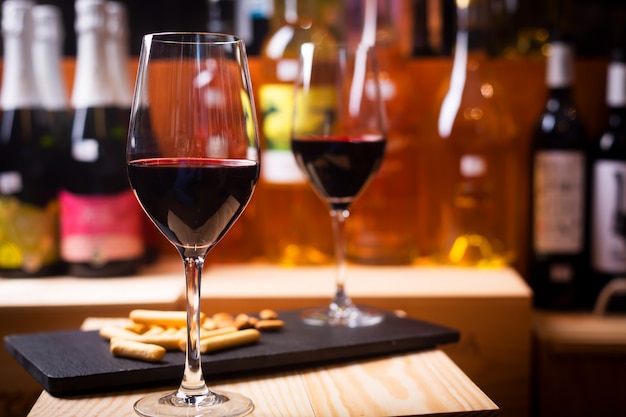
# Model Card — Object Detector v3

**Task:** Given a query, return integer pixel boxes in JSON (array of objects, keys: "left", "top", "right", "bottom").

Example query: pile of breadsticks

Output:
[{"left": 98, "top": 309, "right": 284, "bottom": 363}]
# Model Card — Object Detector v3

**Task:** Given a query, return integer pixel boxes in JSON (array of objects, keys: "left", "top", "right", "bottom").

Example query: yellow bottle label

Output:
[
  {"left": 0, "top": 196, "right": 60, "bottom": 273},
  {"left": 260, "top": 84, "right": 295, "bottom": 152}
]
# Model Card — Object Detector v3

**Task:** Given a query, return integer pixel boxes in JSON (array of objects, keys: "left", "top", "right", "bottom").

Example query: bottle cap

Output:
[
  {"left": 75, "top": 0, "right": 106, "bottom": 34},
  {"left": 2, "top": 0, "right": 35, "bottom": 37},
  {"left": 32, "top": 5, "right": 64, "bottom": 44},
  {"left": 105, "top": 1, "right": 128, "bottom": 40}
]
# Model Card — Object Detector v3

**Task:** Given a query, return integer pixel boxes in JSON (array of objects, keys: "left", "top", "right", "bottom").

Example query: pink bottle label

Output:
[{"left": 59, "top": 189, "right": 144, "bottom": 264}]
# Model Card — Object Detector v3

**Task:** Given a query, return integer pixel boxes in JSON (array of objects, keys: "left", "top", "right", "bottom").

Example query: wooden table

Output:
[
  {"left": 27, "top": 349, "right": 499, "bottom": 417},
  {"left": 2, "top": 259, "right": 529, "bottom": 416}
]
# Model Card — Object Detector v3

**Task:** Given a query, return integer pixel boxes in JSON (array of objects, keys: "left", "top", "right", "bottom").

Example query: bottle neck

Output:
[
  {"left": 72, "top": 2, "right": 114, "bottom": 108},
  {"left": 1, "top": 2, "right": 40, "bottom": 109},
  {"left": 105, "top": 2, "right": 132, "bottom": 108},
  {"left": 32, "top": 5, "right": 68, "bottom": 110}
]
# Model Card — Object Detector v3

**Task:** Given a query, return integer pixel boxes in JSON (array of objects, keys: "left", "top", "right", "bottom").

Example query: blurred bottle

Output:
[
  {"left": 0, "top": 0, "right": 65, "bottom": 277},
  {"left": 346, "top": 0, "right": 420, "bottom": 265},
  {"left": 59, "top": 0, "right": 144, "bottom": 277},
  {"left": 105, "top": 0, "right": 163, "bottom": 264},
  {"left": 432, "top": 0, "right": 520, "bottom": 268},
  {"left": 587, "top": 48, "right": 626, "bottom": 308},
  {"left": 31, "top": 4, "right": 72, "bottom": 142},
  {"left": 529, "top": 36, "right": 588, "bottom": 309},
  {"left": 256, "top": 0, "right": 335, "bottom": 265}
]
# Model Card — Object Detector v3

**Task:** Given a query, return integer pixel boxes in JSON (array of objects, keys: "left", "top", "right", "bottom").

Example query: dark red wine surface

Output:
[
  {"left": 128, "top": 158, "right": 259, "bottom": 249},
  {"left": 291, "top": 135, "right": 385, "bottom": 210}
]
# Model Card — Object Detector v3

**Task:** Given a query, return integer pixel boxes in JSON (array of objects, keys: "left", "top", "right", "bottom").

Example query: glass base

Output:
[
  {"left": 301, "top": 304, "right": 384, "bottom": 327},
  {"left": 134, "top": 389, "right": 253, "bottom": 417}
]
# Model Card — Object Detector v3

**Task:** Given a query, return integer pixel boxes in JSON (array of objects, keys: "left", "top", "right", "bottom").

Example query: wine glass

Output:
[
  {"left": 126, "top": 33, "right": 259, "bottom": 417},
  {"left": 291, "top": 42, "right": 387, "bottom": 327}
]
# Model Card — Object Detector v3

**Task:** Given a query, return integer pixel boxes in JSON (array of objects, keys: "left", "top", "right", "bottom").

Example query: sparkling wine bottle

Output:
[
  {"left": 529, "top": 36, "right": 588, "bottom": 309},
  {"left": 59, "top": 0, "right": 144, "bottom": 277},
  {"left": 587, "top": 48, "right": 626, "bottom": 309},
  {"left": 346, "top": 0, "right": 421, "bottom": 265},
  {"left": 432, "top": 0, "right": 521, "bottom": 268},
  {"left": 256, "top": 0, "right": 336, "bottom": 265},
  {"left": 0, "top": 0, "right": 65, "bottom": 277}
]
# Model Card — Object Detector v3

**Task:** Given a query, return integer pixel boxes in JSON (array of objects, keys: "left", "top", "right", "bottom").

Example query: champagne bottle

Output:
[
  {"left": 0, "top": 0, "right": 65, "bottom": 277},
  {"left": 59, "top": 0, "right": 144, "bottom": 277},
  {"left": 433, "top": 0, "right": 520, "bottom": 267},
  {"left": 256, "top": 0, "right": 335, "bottom": 265},
  {"left": 587, "top": 48, "right": 626, "bottom": 309},
  {"left": 346, "top": 0, "right": 420, "bottom": 265},
  {"left": 529, "top": 36, "right": 588, "bottom": 309}
]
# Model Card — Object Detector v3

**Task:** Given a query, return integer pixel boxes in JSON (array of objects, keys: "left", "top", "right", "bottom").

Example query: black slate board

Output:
[{"left": 4, "top": 307, "right": 459, "bottom": 397}]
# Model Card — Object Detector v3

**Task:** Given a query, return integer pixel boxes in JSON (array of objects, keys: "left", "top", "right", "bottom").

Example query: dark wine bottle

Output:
[
  {"left": 59, "top": 0, "right": 144, "bottom": 277},
  {"left": 529, "top": 36, "right": 589, "bottom": 309},
  {"left": 587, "top": 48, "right": 626, "bottom": 310},
  {"left": 0, "top": 0, "right": 65, "bottom": 277}
]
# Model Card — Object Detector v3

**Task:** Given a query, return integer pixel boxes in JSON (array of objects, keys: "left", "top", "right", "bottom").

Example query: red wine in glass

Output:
[{"left": 291, "top": 135, "right": 386, "bottom": 211}]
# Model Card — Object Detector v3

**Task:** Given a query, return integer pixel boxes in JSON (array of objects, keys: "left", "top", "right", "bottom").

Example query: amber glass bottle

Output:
[
  {"left": 431, "top": 0, "right": 520, "bottom": 267},
  {"left": 256, "top": 0, "right": 335, "bottom": 265}
]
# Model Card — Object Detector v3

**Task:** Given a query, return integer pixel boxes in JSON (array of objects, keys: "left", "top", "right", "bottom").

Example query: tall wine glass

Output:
[
  {"left": 127, "top": 33, "right": 259, "bottom": 417},
  {"left": 291, "top": 43, "right": 387, "bottom": 327}
]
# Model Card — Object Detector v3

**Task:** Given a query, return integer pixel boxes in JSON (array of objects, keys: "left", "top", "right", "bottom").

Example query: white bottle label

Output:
[
  {"left": 592, "top": 160, "right": 626, "bottom": 273},
  {"left": 533, "top": 151, "right": 585, "bottom": 253}
]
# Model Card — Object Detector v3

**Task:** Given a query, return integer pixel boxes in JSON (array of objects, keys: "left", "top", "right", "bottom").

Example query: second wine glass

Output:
[{"left": 291, "top": 43, "right": 387, "bottom": 327}]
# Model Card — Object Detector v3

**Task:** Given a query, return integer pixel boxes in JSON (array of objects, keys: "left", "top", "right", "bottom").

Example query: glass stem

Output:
[
  {"left": 179, "top": 255, "right": 209, "bottom": 399},
  {"left": 330, "top": 209, "right": 352, "bottom": 311}
]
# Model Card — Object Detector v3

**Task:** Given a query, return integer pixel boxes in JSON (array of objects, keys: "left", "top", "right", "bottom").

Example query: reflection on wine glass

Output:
[
  {"left": 126, "top": 32, "right": 259, "bottom": 417},
  {"left": 291, "top": 42, "right": 387, "bottom": 327}
]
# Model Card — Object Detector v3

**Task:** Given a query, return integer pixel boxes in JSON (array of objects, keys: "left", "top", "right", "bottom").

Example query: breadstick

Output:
[
  {"left": 255, "top": 319, "right": 285, "bottom": 331},
  {"left": 110, "top": 339, "right": 166, "bottom": 363},
  {"left": 129, "top": 333, "right": 184, "bottom": 350},
  {"left": 201, "top": 328, "right": 260, "bottom": 354},
  {"left": 99, "top": 325, "right": 142, "bottom": 340},
  {"left": 178, "top": 327, "right": 240, "bottom": 351},
  {"left": 129, "top": 309, "right": 204, "bottom": 327}
]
